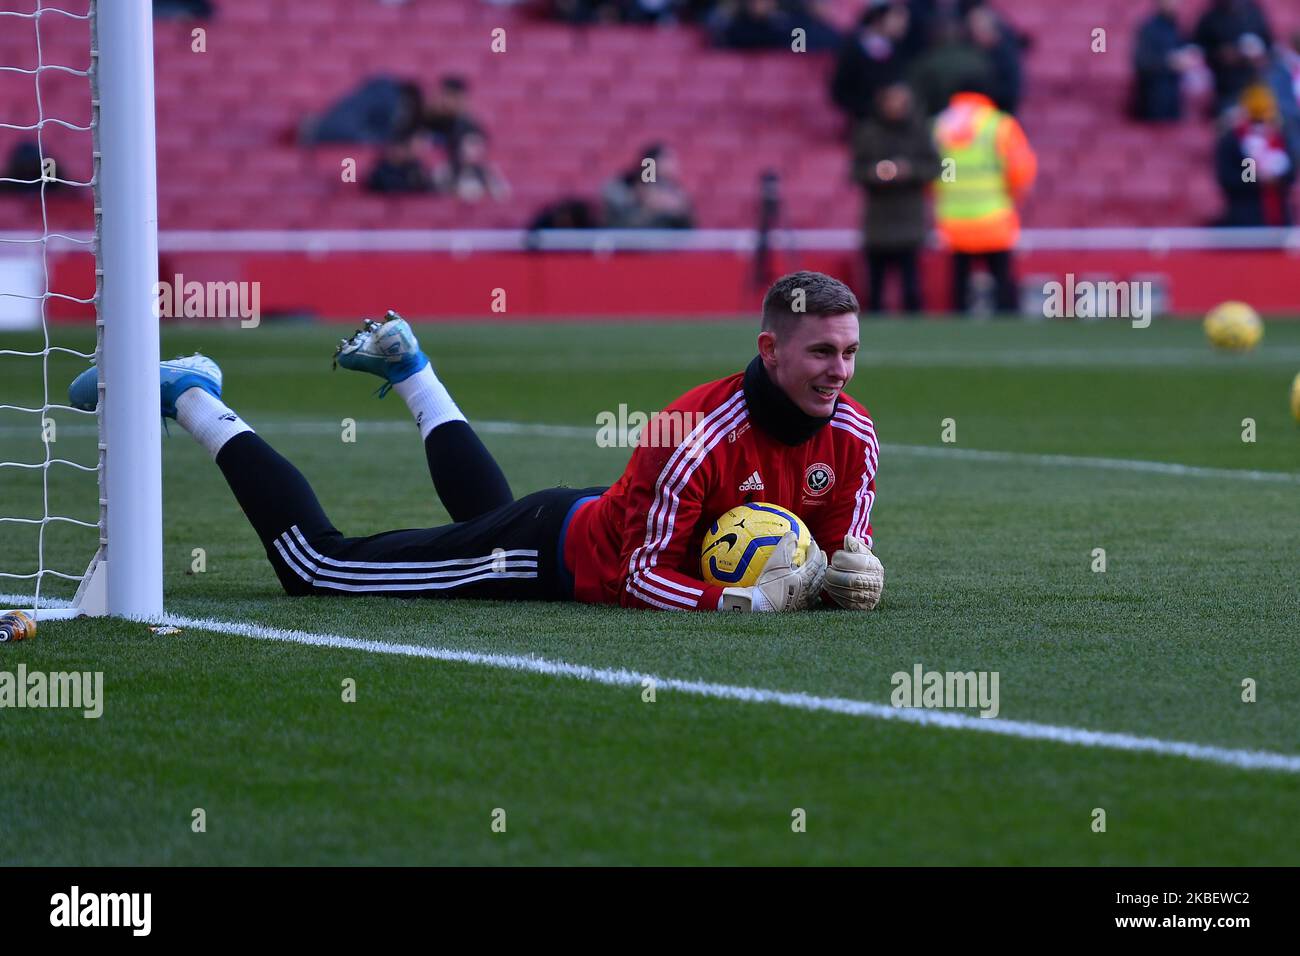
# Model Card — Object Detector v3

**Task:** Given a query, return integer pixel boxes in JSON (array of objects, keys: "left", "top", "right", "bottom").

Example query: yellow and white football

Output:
[
  {"left": 1204, "top": 301, "right": 1263, "bottom": 352},
  {"left": 700, "top": 502, "right": 810, "bottom": 589}
]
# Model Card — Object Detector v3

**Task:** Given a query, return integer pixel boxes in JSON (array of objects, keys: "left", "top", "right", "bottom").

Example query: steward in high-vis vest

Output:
[{"left": 934, "top": 81, "right": 1037, "bottom": 314}]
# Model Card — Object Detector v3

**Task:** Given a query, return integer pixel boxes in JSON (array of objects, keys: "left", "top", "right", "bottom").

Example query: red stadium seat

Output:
[{"left": 1, "top": 0, "right": 1290, "bottom": 232}]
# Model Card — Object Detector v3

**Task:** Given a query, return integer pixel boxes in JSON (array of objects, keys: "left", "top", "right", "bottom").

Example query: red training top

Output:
[{"left": 564, "top": 370, "right": 879, "bottom": 611}]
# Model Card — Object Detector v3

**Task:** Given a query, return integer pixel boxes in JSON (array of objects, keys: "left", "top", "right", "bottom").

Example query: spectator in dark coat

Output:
[
  {"left": 786, "top": 0, "right": 842, "bottom": 52},
  {"left": 966, "top": 5, "right": 1021, "bottom": 114},
  {"left": 552, "top": 0, "right": 632, "bottom": 23},
  {"left": 852, "top": 83, "right": 941, "bottom": 314},
  {"left": 1194, "top": 0, "right": 1274, "bottom": 111},
  {"left": 1135, "top": 0, "right": 1196, "bottom": 121},
  {"left": 603, "top": 144, "right": 694, "bottom": 228},
  {"left": 619, "top": 0, "right": 686, "bottom": 24},
  {"left": 365, "top": 141, "right": 433, "bottom": 195},
  {"left": 528, "top": 197, "right": 600, "bottom": 231},
  {"left": 1215, "top": 84, "right": 1296, "bottom": 225},
  {"left": 1283, "top": 31, "right": 1300, "bottom": 103},
  {"left": 153, "top": 0, "right": 214, "bottom": 18},
  {"left": 830, "top": 2, "right": 912, "bottom": 122},
  {"left": 901, "top": 0, "right": 1000, "bottom": 57},
  {"left": 300, "top": 77, "right": 424, "bottom": 145},
  {"left": 433, "top": 130, "right": 511, "bottom": 203},
  {"left": 712, "top": 0, "right": 797, "bottom": 49},
  {"left": 556, "top": 0, "right": 686, "bottom": 23},
  {"left": 1240, "top": 33, "right": 1300, "bottom": 153},
  {"left": 899, "top": 0, "right": 938, "bottom": 61},
  {"left": 423, "top": 76, "right": 484, "bottom": 180},
  {"left": 906, "top": 14, "right": 993, "bottom": 117}
]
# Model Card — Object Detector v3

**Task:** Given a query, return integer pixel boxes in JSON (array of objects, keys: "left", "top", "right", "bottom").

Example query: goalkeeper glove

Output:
[
  {"left": 719, "top": 533, "right": 827, "bottom": 612},
  {"left": 823, "top": 534, "right": 884, "bottom": 611}
]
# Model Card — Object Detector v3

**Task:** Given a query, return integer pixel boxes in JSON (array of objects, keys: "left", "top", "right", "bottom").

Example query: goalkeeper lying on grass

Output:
[{"left": 69, "top": 271, "right": 883, "bottom": 613}]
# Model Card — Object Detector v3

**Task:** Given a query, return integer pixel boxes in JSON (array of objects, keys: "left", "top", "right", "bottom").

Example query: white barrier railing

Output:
[{"left": 5, "top": 227, "right": 1300, "bottom": 254}]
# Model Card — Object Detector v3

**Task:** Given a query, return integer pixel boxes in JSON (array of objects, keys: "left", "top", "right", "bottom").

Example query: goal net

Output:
[{"left": 0, "top": 0, "right": 162, "bottom": 621}]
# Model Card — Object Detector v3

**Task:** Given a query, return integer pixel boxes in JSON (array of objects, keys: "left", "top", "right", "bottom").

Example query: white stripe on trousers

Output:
[
  {"left": 273, "top": 527, "right": 539, "bottom": 592},
  {"left": 288, "top": 526, "right": 539, "bottom": 572}
]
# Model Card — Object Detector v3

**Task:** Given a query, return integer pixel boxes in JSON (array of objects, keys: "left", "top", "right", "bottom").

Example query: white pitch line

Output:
[
  {"left": 6, "top": 594, "right": 1298, "bottom": 774},
  {"left": 144, "top": 612, "right": 1297, "bottom": 775},
  {"left": 473, "top": 422, "right": 1300, "bottom": 485},
  {"left": 200, "top": 419, "right": 1300, "bottom": 484},
  {"left": 3, "top": 416, "right": 1297, "bottom": 483},
  {"left": 886, "top": 443, "right": 1300, "bottom": 484}
]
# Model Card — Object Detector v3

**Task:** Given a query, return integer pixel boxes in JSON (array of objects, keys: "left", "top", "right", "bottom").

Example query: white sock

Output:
[
  {"left": 175, "top": 387, "right": 253, "bottom": 458},
  {"left": 394, "top": 364, "right": 465, "bottom": 440}
]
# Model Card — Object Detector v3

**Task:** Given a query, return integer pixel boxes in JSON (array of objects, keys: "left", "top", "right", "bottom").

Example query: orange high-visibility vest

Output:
[{"left": 934, "top": 93, "right": 1037, "bottom": 253}]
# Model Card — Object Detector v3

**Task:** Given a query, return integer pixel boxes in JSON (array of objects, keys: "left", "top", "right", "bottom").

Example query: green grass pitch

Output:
[{"left": 1, "top": 317, "right": 1298, "bottom": 865}]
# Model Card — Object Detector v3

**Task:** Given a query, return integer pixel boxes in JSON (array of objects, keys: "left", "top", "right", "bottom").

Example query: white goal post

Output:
[{"left": 0, "top": 0, "right": 162, "bottom": 621}]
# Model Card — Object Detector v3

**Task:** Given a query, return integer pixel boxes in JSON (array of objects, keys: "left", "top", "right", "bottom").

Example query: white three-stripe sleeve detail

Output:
[
  {"left": 629, "top": 572, "right": 698, "bottom": 608},
  {"left": 625, "top": 579, "right": 682, "bottom": 610},
  {"left": 644, "top": 569, "right": 703, "bottom": 597},
  {"left": 630, "top": 391, "right": 746, "bottom": 574},
  {"left": 641, "top": 405, "right": 748, "bottom": 573}
]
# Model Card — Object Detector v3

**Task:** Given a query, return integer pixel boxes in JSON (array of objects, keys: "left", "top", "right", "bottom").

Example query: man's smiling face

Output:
[{"left": 758, "top": 312, "right": 860, "bottom": 417}]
